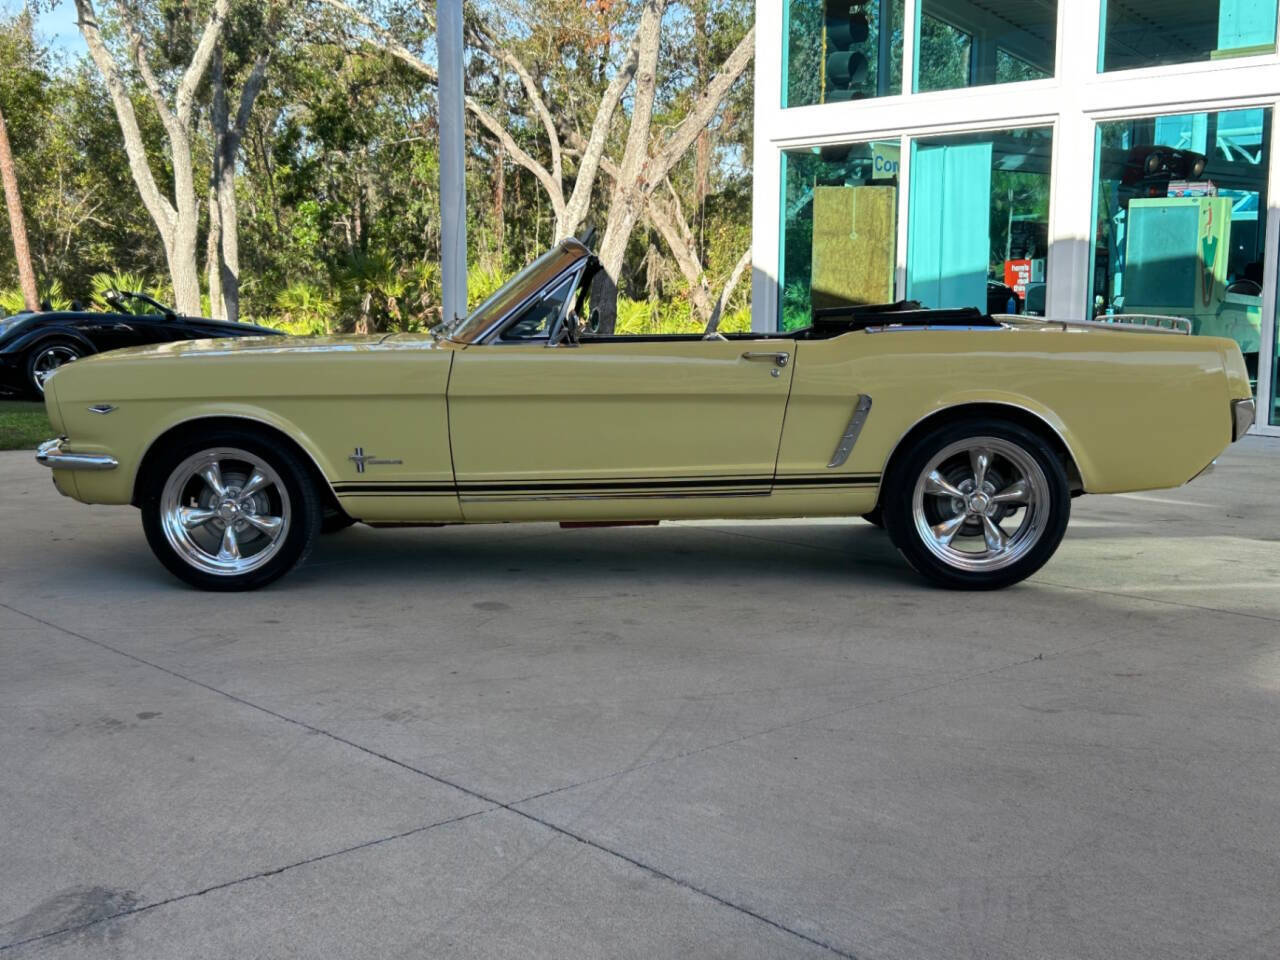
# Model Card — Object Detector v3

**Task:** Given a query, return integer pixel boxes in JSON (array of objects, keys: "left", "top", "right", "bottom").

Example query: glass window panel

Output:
[
  {"left": 1100, "top": 0, "right": 1278, "bottom": 72},
  {"left": 905, "top": 127, "right": 1053, "bottom": 315},
  {"left": 779, "top": 142, "right": 901, "bottom": 330},
  {"left": 1090, "top": 109, "right": 1272, "bottom": 404},
  {"left": 784, "top": 0, "right": 904, "bottom": 108},
  {"left": 914, "top": 1, "right": 1057, "bottom": 93}
]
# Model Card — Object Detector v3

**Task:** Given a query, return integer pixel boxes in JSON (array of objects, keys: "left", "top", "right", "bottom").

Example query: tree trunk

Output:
[
  {"left": 73, "top": 0, "right": 229, "bottom": 318},
  {"left": 0, "top": 104, "right": 39, "bottom": 311},
  {"left": 217, "top": 159, "right": 240, "bottom": 322},
  {"left": 591, "top": 0, "right": 667, "bottom": 333},
  {"left": 167, "top": 132, "right": 203, "bottom": 316},
  {"left": 206, "top": 182, "right": 223, "bottom": 319}
]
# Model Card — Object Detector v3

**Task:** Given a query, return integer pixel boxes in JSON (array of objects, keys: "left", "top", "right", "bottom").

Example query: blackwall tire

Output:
[
  {"left": 139, "top": 430, "right": 322, "bottom": 591},
  {"left": 882, "top": 418, "right": 1070, "bottom": 590}
]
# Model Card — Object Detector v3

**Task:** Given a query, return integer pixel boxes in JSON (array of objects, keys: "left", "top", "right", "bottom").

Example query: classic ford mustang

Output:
[{"left": 35, "top": 239, "right": 1255, "bottom": 591}]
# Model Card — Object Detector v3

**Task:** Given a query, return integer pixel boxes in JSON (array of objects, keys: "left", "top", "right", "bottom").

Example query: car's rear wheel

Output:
[
  {"left": 26, "top": 339, "right": 83, "bottom": 397},
  {"left": 140, "top": 431, "right": 322, "bottom": 590},
  {"left": 883, "top": 419, "right": 1070, "bottom": 590}
]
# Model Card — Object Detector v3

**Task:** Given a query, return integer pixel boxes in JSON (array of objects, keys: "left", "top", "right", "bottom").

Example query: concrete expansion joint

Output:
[{"left": 0, "top": 600, "right": 861, "bottom": 960}]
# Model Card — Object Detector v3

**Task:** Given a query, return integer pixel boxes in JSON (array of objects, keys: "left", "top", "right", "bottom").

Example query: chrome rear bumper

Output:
[{"left": 35, "top": 437, "right": 118, "bottom": 471}]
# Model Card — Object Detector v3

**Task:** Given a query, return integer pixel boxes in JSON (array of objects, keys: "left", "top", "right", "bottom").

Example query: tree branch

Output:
[
  {"left": 706, "top": 245, "right": 751, "bottom": 334},
  {"left": 233, "top": 51, "right": 273, "bottom": 139},
  {"left": 316, "top": 0, "right": 567, "bottom": 220},
  {"left": 73, "top": 0, "right": 176, "bottom": 237},
  {"left": 118, "top": 3, "right": 175, "bottom": 133},
  {"left": 561, "top": 31, "right": 640, "bottom": 236},
  {"left": 649, "top": 23, "right": 755, "bottom": 191},
  {"left": 175, "top": 0, "right": 230, "bottom": 126},
  {"left": 468, "top": 22, "right": 562, "bottom": 187}
]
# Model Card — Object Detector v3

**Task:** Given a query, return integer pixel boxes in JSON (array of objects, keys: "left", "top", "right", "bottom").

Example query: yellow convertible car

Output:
[{"left": 36, "top": 240, "right": 1254, "bottom": 592}]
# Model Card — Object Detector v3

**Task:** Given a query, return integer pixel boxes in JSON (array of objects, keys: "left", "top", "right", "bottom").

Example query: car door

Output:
[
  {"left": 447, "top": 323, "right": 797, "bottom": 519},
  {"left": 79, "top": 311, "right": 172, "bottom": 352}
]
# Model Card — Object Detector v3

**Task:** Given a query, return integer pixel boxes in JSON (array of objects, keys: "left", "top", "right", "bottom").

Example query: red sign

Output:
[{"left": 1004, "top": 259, "right": 1032, "bottom": 297}]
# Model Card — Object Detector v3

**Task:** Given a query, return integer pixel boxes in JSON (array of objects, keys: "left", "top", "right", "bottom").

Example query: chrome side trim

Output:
[
  {"left": 864, "top": 325, "right": 1004, "bottom": 334},
  {"left": 827, "top": 394, "right": 873, "bottom": 468},
  {"left": 460, "top": 491, "right": 771, "bottom": 503},
  {"left": 88, "top": 404, "right": 117, "bottom": 415},
  {"left": 35, "top": 437, "right": 119, "bottom": 471},
  {"left": 1232, "top": 398, "right": 1255, "bottom": 441}
]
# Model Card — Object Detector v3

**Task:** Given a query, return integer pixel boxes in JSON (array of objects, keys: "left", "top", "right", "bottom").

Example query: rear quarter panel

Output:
[{"left": 783, "top": 328, "right": 1236, "bottom": 494}]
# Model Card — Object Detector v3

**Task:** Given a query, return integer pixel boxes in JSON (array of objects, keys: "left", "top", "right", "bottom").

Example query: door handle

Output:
[{"left": 741, "top": 351, "right": 789, "bottom": 368}]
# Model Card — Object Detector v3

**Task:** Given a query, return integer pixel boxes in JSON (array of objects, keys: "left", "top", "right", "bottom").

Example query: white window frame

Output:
[{"left": 754, "top": 0, "right": 1280, "bottom": 435}]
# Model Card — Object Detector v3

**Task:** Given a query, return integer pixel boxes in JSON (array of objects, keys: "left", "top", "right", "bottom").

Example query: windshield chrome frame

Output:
[{"left": 468, "top": 261, "right": 590, "bottom": 346}]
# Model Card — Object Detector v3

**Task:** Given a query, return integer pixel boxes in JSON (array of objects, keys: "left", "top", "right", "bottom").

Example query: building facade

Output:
[{"left": 751, "top": 0, "right": 1280, "bottom": 436}]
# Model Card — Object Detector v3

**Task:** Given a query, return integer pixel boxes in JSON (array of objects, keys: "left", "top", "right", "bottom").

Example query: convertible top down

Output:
[{"left": 36, "top": 239, "right": 1255, "bottom": 591}]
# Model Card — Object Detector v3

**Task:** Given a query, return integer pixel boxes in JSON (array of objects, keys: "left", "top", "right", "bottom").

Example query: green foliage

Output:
[
  {"left": 1, "top": 1, "right": 758, "bottom": 334},
  {"left": 87, "top": 272, "right": 172, "bottom": 312},
  {"left": 0, "top": 402, "right": 52, "bottom": 451},
  {"left": 0, "top": 279, "right": 70, "bottom": 315},
  {"left": 268, "top": 281, "right": 337, "bottom": 335},
  {"left": 466, "top": 263, "right": 510, "bottom": 311}
]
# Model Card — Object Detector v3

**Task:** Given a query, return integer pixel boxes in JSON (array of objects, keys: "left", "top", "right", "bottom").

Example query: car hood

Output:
[{"left": 77, "top": 331, "right": 443, "bottom": 362}]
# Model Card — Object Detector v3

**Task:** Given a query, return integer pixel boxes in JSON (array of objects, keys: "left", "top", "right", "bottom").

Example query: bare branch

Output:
[
  {"left": 317, "top": 0, "right": 567, "bottom": 222},
  {"left": 645, "top": 193, "right": 714, "bottom": 322},
  {"left": 73, "top": 0, "right": 176, "bottom": 237},
  {"left": 233, "top": 52, "right": 273, "bottom": 139},
  {"left": 176, "top": 0, "right": 231, "bottom": 126},
  {"left": 118, "top": 4, "right": 175, "bottom": 133},
  {"left": 706, "top": 246, "right": 751, "bottom": 334},
  {"left": 649, "top": 24, "right": 755, "bottom": 190},
  {"left": 561, "top": 31, "right": 640, "bottom": 236}
]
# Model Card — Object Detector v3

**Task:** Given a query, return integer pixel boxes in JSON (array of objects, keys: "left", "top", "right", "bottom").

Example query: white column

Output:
[
  {"left": 1044, "top": 0, "right": 1101, "bottom": 322},
  {"left": 1255, "top": 97, "right": 1280, "bottom": 434},
  {"left": 750, "top": 0, "right": 785, "bottom": 332},
  {"left": 438, "top": 0, "right": 468, "bottom": 325}
]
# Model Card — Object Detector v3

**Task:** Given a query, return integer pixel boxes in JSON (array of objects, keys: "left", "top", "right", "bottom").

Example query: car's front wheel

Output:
[
  {"left": 26, "top": 339, "right": 83, "bottom": 397},
  {"left": 882, "top": 419, "right": 1070, "bottom": 590},
  {"left": 140, "top": 431, "right": 322, "bottom": 590}
]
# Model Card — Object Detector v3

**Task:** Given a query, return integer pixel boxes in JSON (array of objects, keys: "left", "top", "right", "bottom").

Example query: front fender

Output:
[
  {"left": 62, "top": 401, "right": 342, "bottom": 507},
  {"left": 6, "top": 325, "right": 99, "bottom": 358}
]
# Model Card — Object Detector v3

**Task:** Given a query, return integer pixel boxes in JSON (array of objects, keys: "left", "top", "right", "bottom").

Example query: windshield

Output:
[{"left": 442, "top": 241, "right": 589, "bottom": 344}]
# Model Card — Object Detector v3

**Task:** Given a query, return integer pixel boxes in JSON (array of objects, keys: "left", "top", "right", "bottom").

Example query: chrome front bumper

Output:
[
  {"left": 1232, "top": 398, "right": 1256, "bottom": 442},
  {"left": 35, "top": 437, "right": 118, "bottom": 471}
]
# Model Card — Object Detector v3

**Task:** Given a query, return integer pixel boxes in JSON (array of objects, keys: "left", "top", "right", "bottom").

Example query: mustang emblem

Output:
[{"left": 348, "top": 447, "right": 403, "bottom": 473}]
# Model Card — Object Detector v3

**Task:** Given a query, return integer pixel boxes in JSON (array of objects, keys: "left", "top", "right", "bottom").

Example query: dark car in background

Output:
[{"left": 0, "top": 291, "right": 279, "bottom": 398}]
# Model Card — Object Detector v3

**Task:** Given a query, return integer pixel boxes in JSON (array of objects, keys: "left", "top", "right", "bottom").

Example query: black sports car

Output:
[{"left": 0, "top": 291, "right": 279, "bottom": 398}]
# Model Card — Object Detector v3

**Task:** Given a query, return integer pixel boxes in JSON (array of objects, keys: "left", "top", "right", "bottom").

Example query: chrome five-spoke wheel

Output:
[
  {"left": 912, "top": 437, "right": 1050, "bottom": 572},
  {"left": 160, "top": 448, "right": 291, "bottom": 576},
  {"left": 884, "top": 418, "right": 1071, "bottom": 589},
  {"left": 141, "top": 431, "right": 322, "bottom": 590}
]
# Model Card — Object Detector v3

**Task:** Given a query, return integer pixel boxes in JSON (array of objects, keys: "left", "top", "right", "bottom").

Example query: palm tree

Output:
[{"left": 0, "top": 103, "right": 38, "bottom": 312}]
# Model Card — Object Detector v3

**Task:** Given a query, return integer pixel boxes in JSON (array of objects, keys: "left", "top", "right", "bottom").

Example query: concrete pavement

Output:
[{"left": 1, "top": 438, "right": 1278, "bottom": 959}]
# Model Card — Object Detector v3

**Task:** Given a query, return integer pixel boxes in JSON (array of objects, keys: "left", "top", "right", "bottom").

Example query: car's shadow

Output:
[{"left": 284, "top": 520, "right": 922, "bottom": 592}]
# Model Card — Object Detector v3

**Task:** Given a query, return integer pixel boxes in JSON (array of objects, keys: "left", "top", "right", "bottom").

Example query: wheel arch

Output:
[
  {"left": 131, "top": 414, "right": 347, "bottom": 520},
  {"left": 878, "top": 402, "right": 1086, "bottom": 504},
  {"left": 17, "top": 327, "right": 99, "bottom": 357}
]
